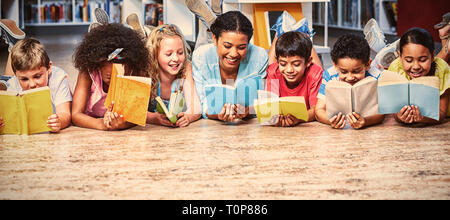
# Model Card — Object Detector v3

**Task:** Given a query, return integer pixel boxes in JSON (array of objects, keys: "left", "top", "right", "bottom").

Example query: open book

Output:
[
  {"left": 104, "top": 64, "right": 152, "bottom": 126},
  {"left": 378, "top": 70, "right": 440, "bottom": 120},
  {"left": 156, "top": 90, "right": 185, "bottom": 124},
  {"left": 254, "top": 90, "right": 308, "bottom": 124},
  {"left": 204, "top": 73, "right": 263, "bottom": 115},
  {"left": 325, "top": 76, "right": 378, "bottom": 119},
  {"left": 0, "top": 86, "right": 53, "bottom": 135}
]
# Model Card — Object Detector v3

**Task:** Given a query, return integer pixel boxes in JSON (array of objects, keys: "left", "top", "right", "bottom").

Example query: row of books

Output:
[
  {"left": 312, "top": 0, "right": 397, "bottom": 31},
  {"left": 23, "top": 0, "right": 122, "bottom": 24},
  {"left": 143, "top": 3, "right": 163, "bottom": 27}
]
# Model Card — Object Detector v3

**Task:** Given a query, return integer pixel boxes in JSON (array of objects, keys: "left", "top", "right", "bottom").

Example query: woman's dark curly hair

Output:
[
  {"left": 73, "top": 23, "right": 149, "bottom": 77},
  {"left": 210, "top": 11, "right": 253, "bottom": 42},
  {"left": 331, "top": 33, "right": 370, "bottom": 65}
]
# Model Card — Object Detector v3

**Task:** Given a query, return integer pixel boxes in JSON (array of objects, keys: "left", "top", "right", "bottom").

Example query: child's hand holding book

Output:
[
  {"left": 345, "top": 112, "right": 366, "bottom": 129},
  {"left": 103, "top": 102, "right": 128, "bottom": 130},
  {"left": 47, "top": 114, "right": 61, "bottom": 133},
  {"left": 270, "top": 114, "right": 304, "bottom": 127}
]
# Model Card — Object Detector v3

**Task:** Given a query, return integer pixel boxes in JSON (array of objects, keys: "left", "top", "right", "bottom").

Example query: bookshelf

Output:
[
  {"left": 123, "top": 0, "right": 196, "bottom": 42},
  {"left": 23, "top": 0, "right": 123, "bottom": 26},
  {"left": 313, "top": 0, "right": 397, "bottom": 35}
]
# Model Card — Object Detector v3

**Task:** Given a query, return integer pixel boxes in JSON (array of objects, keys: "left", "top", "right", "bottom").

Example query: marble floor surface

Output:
[{"left": 1, "top": 117, "right": 449, "bottom": 200}]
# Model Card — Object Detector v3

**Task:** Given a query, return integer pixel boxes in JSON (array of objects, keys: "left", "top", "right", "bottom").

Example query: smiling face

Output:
[
  {"left": 335, "top": 58, "right": 370, "bottom": 86},
  {"left": 278, "top": 55, "right": 312, "bottom": 88},
  {"left": 158, "top": 36, "right": 186, "bottom": 77},
  {"left": 214, "top": 31, "right": 249, "bottom": 76},
  {"left": 400, "top": 43, "right": 433, "bottom": 79},
  {"left": 16, "top": 62, "right": 52, "bottom": 91}
]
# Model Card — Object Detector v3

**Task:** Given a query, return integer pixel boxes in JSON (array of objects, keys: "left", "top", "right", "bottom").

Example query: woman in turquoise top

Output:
[{"left": 192, "top": 11, "right": 269, "bottom": 122}]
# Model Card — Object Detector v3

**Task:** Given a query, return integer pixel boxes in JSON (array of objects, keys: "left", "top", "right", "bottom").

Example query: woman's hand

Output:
[
  {"left": 346, "top": 112, "right": 366, "bottom": 129},
  {"left": 329, "top": 112, "right": 346, "bottom": 129},
  {"left": 176, "top": 112, "right": 190, "bottom": 127},
  {"left": 235, "top": 104, "right": 249, "bottom": 119},
  {"left": 47, "top": 114, "right": 61, "bottom": 133},
  {"left": 218, "top": 103, "right": 236, "bottom": 122}
]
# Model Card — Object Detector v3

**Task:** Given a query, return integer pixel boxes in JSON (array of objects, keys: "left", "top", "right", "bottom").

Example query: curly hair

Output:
[
  {"left": 331, "top": 33, "right": 370, "bottom": 65},
  {"left": 210, "top": 11, "right": 253, "bottom": 42},
  {"left": 73, "top": 23, "right": 149, "bottom": 77},
  {"left": 146, "top": 24, "right": 191, "bottom": 102}
]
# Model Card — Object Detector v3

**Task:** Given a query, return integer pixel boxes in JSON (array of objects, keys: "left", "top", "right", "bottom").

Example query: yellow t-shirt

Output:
[{"left": 388, "top": 57, "right": 450, "bottom": 116}]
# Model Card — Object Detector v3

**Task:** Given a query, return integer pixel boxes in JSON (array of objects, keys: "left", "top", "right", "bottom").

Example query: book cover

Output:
[
  {"left": 155, "top": 90, "right": 186, "bottom": 124},
  {"left": 0, "top": 86, "right": 53, "bottom": 135},
  {"left": 204, "top": 73, "right": 262, "bottom": 115},
  {"left": 105, "top": 64, "right": 152, "bottom": 126},
  {"left": 254, "top": 90, "right": 308, "bottom": 124},
  {"left": 325, "top": 76, "right": 378, "bottom": 119},
  {"left": 378, "top": 70, "right": 440, "bottom": 120}
]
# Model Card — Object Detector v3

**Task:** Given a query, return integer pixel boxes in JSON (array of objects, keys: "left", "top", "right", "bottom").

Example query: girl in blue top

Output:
[
  {"left": 146, "top": 24, "right": 202, "bottom": 127},
  {"left": 192, "top": 11, "right": 269, "bottom": 122}
]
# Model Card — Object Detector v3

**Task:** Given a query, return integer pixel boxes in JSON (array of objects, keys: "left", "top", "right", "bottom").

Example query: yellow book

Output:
[
  {"left": 0, "top": 86, "right": 53, "bottom": 135},
  {"left": 104, "top": 64, "right": 152, "bottom": 126},
  {"left": 254, "top": 90, "right": 308, "bottom": 125}
]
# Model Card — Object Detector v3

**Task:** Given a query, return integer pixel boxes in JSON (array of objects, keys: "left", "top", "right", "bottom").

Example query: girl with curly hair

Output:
[
  {"left": 146, "top": 24, "right": 201, "bottom": 127},
  {"left": 72, "top": 23, "right": 150, "bottom": 130}
]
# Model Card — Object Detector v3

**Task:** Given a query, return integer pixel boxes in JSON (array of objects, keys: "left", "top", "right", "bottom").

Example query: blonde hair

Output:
[
  {"left": 10, "top": 38, "right": 50, "bottom": 73},
  {"left": 146, "top": 24, "right": 191, "bottom": 101}
]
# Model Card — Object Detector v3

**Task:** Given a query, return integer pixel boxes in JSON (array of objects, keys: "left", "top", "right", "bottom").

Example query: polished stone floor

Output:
[{"left": 1, "top": 116, "right": 449, "bottom": 199}]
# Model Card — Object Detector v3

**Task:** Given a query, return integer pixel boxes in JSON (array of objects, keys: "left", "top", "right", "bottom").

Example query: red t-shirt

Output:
[{"left": 265, "top": 62, "right": 323, "bottom": 109}]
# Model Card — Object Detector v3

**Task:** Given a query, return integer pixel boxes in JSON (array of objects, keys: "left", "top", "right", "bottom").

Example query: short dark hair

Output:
[
  {"left": 275, "top": 31, "right": 312, "bottom": 60},
  {"left": 331, "top": 33, "right": 370, "bottom": 65},
  {"left": 210, "top": 11, "right": 253, "bottom": 42}
]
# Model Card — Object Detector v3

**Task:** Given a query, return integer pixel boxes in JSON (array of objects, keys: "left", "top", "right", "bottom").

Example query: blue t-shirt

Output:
[{"left": 192, "top": 43, "right": 269, "bottom": 118}]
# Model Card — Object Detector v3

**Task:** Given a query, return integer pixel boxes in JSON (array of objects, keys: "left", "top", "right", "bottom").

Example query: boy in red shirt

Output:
[{"left": 266, "top": 31, "right": 323, "bottom": 126}]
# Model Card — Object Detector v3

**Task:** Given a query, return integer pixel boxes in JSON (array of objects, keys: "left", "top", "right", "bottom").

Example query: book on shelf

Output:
[
  {"left": 104, "top": 64, "right": 152, "bottom": 126},
  {"left": 155, "top": 90, "right": 186, "bottom": 124},
  {"left": 204, "top": 73, "right": 263, "bottom": 115},
  {"left": 254, "top": 90, "right": 308, "bottom": 125},
  {"left": 144, "top": 2, "right": 164, "bottom": 26},
  {"left": 325, "top": 76, "right": 379, "bottom": 119},
  {"left": 377, "top": 70, "right": 439, "bottom": 120},
  {"left": 0, "top": 87, "right": 53, "bottom": 135}
]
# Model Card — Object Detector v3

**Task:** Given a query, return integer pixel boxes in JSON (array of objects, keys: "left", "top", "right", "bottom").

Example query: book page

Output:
[
  {"left": 378, "top": 70, "right": 408, "bottom": 86},
  {"left": 22, "top": 87, "right": 53, "bottom": 135},
  {"left": 236, "top": 75, "right": 262, "bottom": 108},
  {"left": 205, "top": 85, "right": 236, "bottom": 115},
  {"left": 105, "top": 63, "right": 125, "bottom": 109},
  {"left": 122, "top": 76, "right": 152, "bottom": 85},
  {"left": 410, "top": 76, "right": 439, "bottom": 89},
  {"left": 254, "top": 98, "right": 280, "bottom": 124},
  {"left": 325, "top": 81, "right": 352, "bottom": 119},
  {"left": 279, "top": 96, "right": 308, "bottom": 122},
  {"left": 409, "top": 78, "right": 440, "bottom": 120},
  {"left": 353, "top": 77, "right": 379, "bottom": 117}
]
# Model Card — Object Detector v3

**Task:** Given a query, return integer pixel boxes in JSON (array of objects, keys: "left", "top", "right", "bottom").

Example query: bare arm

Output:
[
  {"left": 54, "top": 101, "right": 72, "bottom": 130},
  {"left": 181, "top": 62, "right": 202, "bottom": 123},
  {"left": 71, "top": 71, "right": 108, "bottom": 130},
  {"left": 314, "top": 98, "right": 329, "bottom": 125}
]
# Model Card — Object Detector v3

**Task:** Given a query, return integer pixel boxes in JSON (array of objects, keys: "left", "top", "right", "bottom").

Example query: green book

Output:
[{"left": 156, "top": 90, "right": 185, "bottom": 124}]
